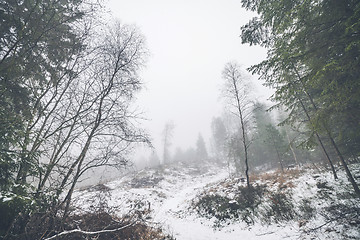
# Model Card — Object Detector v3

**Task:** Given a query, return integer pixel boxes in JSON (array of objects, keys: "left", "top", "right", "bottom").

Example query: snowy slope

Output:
[{"left": 72, "top": 162, "right": 360, "bottom": 240}]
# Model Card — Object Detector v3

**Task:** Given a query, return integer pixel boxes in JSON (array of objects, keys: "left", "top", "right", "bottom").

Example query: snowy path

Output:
[
  {"left": 73, "top": 166, "right": 310, "bottom": 239},
  {"left": 151, "top": 167, "right": 312, "bottom": 240},
  {"left": 153, "top": 170, "right": 228, "bottom": 240},
  {"left": 151, "top": 169, "right": 298, "bottom": 240}
]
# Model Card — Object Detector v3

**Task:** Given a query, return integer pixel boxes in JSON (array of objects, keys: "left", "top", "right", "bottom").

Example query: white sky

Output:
[{"left": 107, "top": 0, "right": 269, "bottom": 155}]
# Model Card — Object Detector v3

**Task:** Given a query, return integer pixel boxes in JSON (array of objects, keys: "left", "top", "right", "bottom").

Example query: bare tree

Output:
[
  {"left": 222, "top": 62, "right": 253, "bottom": 188},
  {"left": 10, "top": 20, "right": 149, "bottom": 221}
]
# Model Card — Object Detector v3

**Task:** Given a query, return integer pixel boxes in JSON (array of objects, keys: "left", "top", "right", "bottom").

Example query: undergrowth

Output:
[
  {"left": 194, "top": 184, "right": 301, "bottom": 227},
  {"left": 2, "top": 184, "right": 173, "bottom": 240},
  {"left": 193, "top": 167, "right": 323, "bottom": 227},
  {"left": 192, "top": 163, "right": 360, "bottom": 240},
  {"left": 194, "top": 185, "right": 266, "bottom": 225}
]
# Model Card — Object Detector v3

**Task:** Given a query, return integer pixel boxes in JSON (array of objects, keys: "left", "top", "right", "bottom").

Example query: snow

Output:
[{"left": 72, "top": 163, "right": 360, "bottom": 239}]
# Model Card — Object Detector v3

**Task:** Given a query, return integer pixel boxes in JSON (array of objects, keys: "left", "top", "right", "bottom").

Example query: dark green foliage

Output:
[
  {"left": 0, "top": 0, "right": 86, "bottom": 187},
  {"left": 316, "top": 181, "right": 333, "bottom": 191},
  {"left": 195, "top": 194, "right": 236, "bottom": 220},
  {"left": 0, "top": 1, "right": 85, "bottom": 236},
  {"left": 251, "top": 102, "right": 275, "bottom": 168},
  {"left": 0, "top": 195, "right": 33, "bottom": 237},
  {"left": 195, "top": 185, "right": 266, "bottom": 225},
  {"left": 240, "top": 0, "right": 360, "bottom": 194},
  {"left": 0, "top": 154, "right": 16, "bottom": 192},
  {"left": 242, "top": 0, "right": 360, "bottom": 153},
  {"left": 194, "top": 180, "right": 320, "bottom": 226}
]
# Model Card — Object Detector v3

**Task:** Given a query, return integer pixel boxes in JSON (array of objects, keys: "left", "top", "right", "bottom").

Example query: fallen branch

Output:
[
  {"left": 255, "top": 231, "right": 275, "bottom": 236},
  {"left": 304, "top": 215, "right": 343, "bottom": 233},
  {"left": 43, "top": 222, "right": 136, "bottom": 240}
]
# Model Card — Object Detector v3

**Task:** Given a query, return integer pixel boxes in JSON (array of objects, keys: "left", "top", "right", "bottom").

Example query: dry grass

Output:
[{"left": 249, "top": 168, "right": 303, "bottom": 190}]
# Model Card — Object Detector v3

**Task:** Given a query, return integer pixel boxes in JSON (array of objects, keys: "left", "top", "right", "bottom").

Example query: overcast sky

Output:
[{"left": 107, "top": 0, "right": 269, "bottom": 157}]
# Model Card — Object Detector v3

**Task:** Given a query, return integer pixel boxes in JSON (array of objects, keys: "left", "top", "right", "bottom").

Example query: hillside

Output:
[{"left": 72, "top": 162, "right": 360, "bottom": 239}]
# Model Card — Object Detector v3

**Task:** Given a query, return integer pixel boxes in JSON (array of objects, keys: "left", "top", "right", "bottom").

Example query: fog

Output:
[{"left": 107, "top": 0, "right": 270, "bottom": 162}]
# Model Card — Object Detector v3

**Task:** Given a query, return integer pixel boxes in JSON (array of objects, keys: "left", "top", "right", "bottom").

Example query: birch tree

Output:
[{"left": 222, "top": 62, "right": 253, "bottom": 188}]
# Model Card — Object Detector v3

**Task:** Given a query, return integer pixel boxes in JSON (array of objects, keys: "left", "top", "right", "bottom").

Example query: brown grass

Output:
[{"left": 249, "top": 168, "right": 303, "bottom": 190}]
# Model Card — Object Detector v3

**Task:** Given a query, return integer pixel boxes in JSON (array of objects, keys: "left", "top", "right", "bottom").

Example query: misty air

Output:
[{"left": 1, "top": 0, "right": 359, "bottom": 239}]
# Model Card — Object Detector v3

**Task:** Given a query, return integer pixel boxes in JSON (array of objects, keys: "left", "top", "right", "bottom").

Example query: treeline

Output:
[
  {"left": 146, "top": 0, "right": 360, "bottom": 197},
  {"left": 0, "top": 1, "right": 149, "bottom": 239},
  {"left": 223, "top": 0, "right": 360, "bottom": 194}
]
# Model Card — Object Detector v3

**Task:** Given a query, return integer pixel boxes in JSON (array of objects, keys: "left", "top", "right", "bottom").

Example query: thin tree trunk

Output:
[
  {"left": 327, "top": 133, "right": 360, "bottom": 196},
  {"left": 285, "top": 129, "right": 299, "bottom": 166},
  {"left": 290, "top": 64, "right": 338, "bottom": 180},
  {"left": 275, "top": 147, "right": 284, "bottom": 173},
  {"left": 233, "top": 77, "right": 250, "bottom": 188},
  {"left": 295, "top": 95, "right": 338, "bottom": 180}
]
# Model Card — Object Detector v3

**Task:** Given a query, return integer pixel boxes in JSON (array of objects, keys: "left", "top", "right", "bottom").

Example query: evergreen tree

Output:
[
  {"left": 149, "top": 151, "right": 161, "bottom": 168},
  {"left": 162, "top": 121, "right": 175, "bottom": 164},
  {"left": 240, "top": 0, "right": 360, "bottom": 194},
  {"left": 251, "top": 102, "right": 273, "bottom": 168},
  {"left": 210, "top": 117, "right": 228, "bottom": 163},
  {"left": 264, "top": 124, "right": 288, "bottom": 172},
  {"left": 196, "top": 133, "right": 208, "bottom": 162},
  {"left": 0, "top": 0, "right": 86, "bottom": 193}
]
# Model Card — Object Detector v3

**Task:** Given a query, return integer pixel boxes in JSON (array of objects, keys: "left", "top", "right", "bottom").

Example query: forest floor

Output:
[{"left": 72, "top": 162, "right": 360, "bottom": 240}]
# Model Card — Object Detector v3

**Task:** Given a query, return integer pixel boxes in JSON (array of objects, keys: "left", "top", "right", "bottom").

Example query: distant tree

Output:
[
  {"left": 227, "top": 130, "right": 244, "bottom": 173},
  {"left": 196, "top": 133, "right": 208, "bottom": 162},
  {"left": 210, "top": 117, "right": 228, "bottom": 163},
  {"left": 162, "top": 121, "right": 175, "bottom": 164},
  {"left": 251, "top": 102, "right": 273, "bottom": 169},
  {"left": 184, "top": 147, "right": 196, "bottom": 164},
  {"left": 173, "top": 147, "right": 185, "bottom": 163},
  {"left": 149, "top": 151, "right": 161, "bottom": 168},
  {"left": 264, "top": 124, "right": 288, "bottom": 172},
  {"left": 222, "top": 62, "right": 253, "bottom": 188}
]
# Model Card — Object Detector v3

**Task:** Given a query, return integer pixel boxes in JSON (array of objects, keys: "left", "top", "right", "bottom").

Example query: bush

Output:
[
  {"left": 262, "top": 191, "right": 295, "bottom": 223},
  {"left": 0, "top": 194, "right": 33, "bottom": 238},
  {"left": 194, "top": 185, "right": 266, "bottom": 225},
  {"left": 297, "top": 199, "right": 315, "bottom": 220}
]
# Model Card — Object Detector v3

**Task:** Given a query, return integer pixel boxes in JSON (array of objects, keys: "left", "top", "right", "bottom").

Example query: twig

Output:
[
  {"left": 305, "top": 216, "right": 343, "bottom": 233},
  {"left": 255, "top": 231, "right": 275, "bottom": 236}
]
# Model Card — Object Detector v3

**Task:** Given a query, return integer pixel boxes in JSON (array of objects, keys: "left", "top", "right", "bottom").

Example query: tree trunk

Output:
[
  {"left": 234, "top": 81, "right": 250, "bottom": 188},
  {"left": 285, "top": 129, "right": 299, "bottom": 166},
  {"left": 328, "top": 133, "right": 360, "bottom": 196}
]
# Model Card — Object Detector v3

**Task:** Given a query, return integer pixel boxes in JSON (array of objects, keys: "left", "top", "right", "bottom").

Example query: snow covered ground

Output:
[{"left": 72, "top": 163, "right": 360, "bottom": 239}]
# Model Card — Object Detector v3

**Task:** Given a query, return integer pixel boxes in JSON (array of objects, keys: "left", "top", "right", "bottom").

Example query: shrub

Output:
[
  {"left": 0, "top": 193, "right": 34, "bottom": 238},
  {"left": 297, "top": 199, "right": 315, "bottom": 220},
  {"left": 194, "top": 185, "right": 266, "bottom": 225},
  {"left": 263, "top": 191, "right": 295, "bottom": 223}
]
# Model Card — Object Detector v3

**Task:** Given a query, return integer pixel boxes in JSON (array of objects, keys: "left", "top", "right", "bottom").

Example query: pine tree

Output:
[
  {"left": 240, "top": 0, "right": 360, "bottom": 195},
  {"left": 196, "top": 133, "right": 208, "bottom": 162}
]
